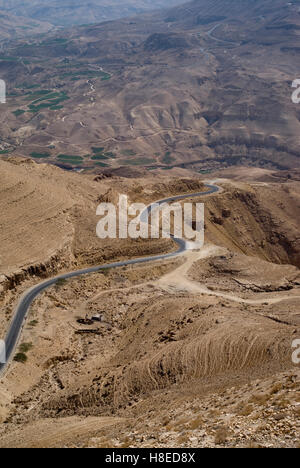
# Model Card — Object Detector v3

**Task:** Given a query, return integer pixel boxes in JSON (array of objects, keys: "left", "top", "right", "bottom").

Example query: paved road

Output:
[{"left": 0, "top": 183, "right": 219, "bottom": 375}]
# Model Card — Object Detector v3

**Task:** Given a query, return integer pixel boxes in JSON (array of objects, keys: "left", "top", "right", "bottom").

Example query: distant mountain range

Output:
[{"left": 0, "top": 0, "right": 184, "bottom": 27}]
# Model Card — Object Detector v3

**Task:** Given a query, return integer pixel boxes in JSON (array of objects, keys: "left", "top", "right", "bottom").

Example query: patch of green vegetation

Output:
[
  {"left": 14, "top": 342, "right": 33, "bottom": 363},
  {"left": 27, "top": 91, "right": 69, "bottom": 113},
  {"left": 56, "top": 278, "right": 67, "bottom": 287},
  {"left": 101, "top": 74, "right": 111, "bottom": 81},
  {"left": 19, "top": 343, "right": 33, "bottom": 353},
  {"left": 121, "top": 149, "right": 137, "bottom": 157},
  {"left": 0, "top": 149, "right": 13, "bottom": 154},
  {"left": 162, "top": 151, "right": 175, "bottom": 165},
  {"left": 57, "top": 154, "right": 84, "bottom": 162},
  {"left": 30, "top": 152, "right": 50, "bottom": 159},
  {"left": 0, "top": 55, "right": 19, "bottom": 62},
  {"left": 14, "top": 353, "right": 27, "bottom": 363},
  {"left": 28, "top": 320, "right": 38, "bottom": 327},
  {"left": 50, "top": 105, "right": 64, "bottom": 110},
  {"left": 28, "top": 103, "right": 51, "bottom": 113},
  {"left": 91, "top": 154, "right": 109, "bottom": 161},
  {"left": 92, "top": 147, "right": 105, "bottom": 154},
  {"left": 94, "top": 162, "right": 109, "bottom": 167},
  {"left": 13, "top": 109, "right": 26, "bottom": 117},
  {"left": 25, "top": 90, "right": 52, "bottom": 100},
  {"left": 59, "top": 70, "right": 109, "bottom": 80},
  {"left": 90, "top": 148, "right": 116, "bottom": 160},
  {"left": 32, "top": 92, "right": 61, "bottom": 104}
]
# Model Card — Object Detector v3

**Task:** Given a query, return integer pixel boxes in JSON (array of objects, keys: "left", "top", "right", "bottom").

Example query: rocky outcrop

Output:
[{"left": 0, "top": 241, "right": 75, "bottom": 297}]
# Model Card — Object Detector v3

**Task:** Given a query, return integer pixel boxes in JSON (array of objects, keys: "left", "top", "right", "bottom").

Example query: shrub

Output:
[
  {"left": 14, "top": 353, "right": 27, "bottom": 363},
  {"left": 28, "top": 320, "right": 38, "bottom": 327},
  {"left": 56, "top": 278, "right": 67, "bottom": 287},
  {"left": 19, "top": 342, "right": 33, "bottom": 353},
  {"left": 214, "top": 427, "right": 230, "bottom": 445}
]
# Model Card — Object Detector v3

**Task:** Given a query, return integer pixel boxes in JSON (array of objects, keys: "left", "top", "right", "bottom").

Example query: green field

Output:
[
  {"left": 0, "top": 55, "right": 19, "bottom": 62},
  {"left": 91, "top": 154, "right": 110, "bottom": 161},
  {"left": 25, "top": 90, "right": 69, "bottom": 113},
  {"left": 13, "top": 109, "right": 26, "bottom": 117},
  {"left": 92, "top": 147, "right": 105, "bottom": 154},
  {"left": 17, "top": 83, "right": 39, "bottom": 90},
  {"left": 91, "top": 148, "right": 116, "bottom": 160},
  {"left": 59, "top": 70, "right": 110, "bottom": 80},
  {"left": 57, "top": 154, "right": 84, "bottom": 165}
]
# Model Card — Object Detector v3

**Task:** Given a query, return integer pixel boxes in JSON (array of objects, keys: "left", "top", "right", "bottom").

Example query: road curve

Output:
[{"left": 0, "top": 183, "right": 220, "bottom": 375}]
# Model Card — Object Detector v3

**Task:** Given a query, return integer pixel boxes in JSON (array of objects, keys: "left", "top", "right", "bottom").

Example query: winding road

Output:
[{"left": 0, "top": 183, "right": 220, "bottom": 376}]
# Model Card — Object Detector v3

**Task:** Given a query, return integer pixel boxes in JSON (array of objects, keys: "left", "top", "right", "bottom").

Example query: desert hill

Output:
[
  {"left": 0, "top": 0, "right": 299, "bottom": 171},
  {"left": 0, "top": 159, "right": 299, "bottom": 447}
]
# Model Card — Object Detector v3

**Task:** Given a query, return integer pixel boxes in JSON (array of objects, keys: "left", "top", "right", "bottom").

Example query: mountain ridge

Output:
[{"left": 0, "top": 0, "right": 299, "bottom": 171}]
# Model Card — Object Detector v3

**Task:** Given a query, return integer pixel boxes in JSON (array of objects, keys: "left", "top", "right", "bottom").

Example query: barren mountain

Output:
[{"left": 0, "top": 0, "right": 299, "bottom": 172}]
